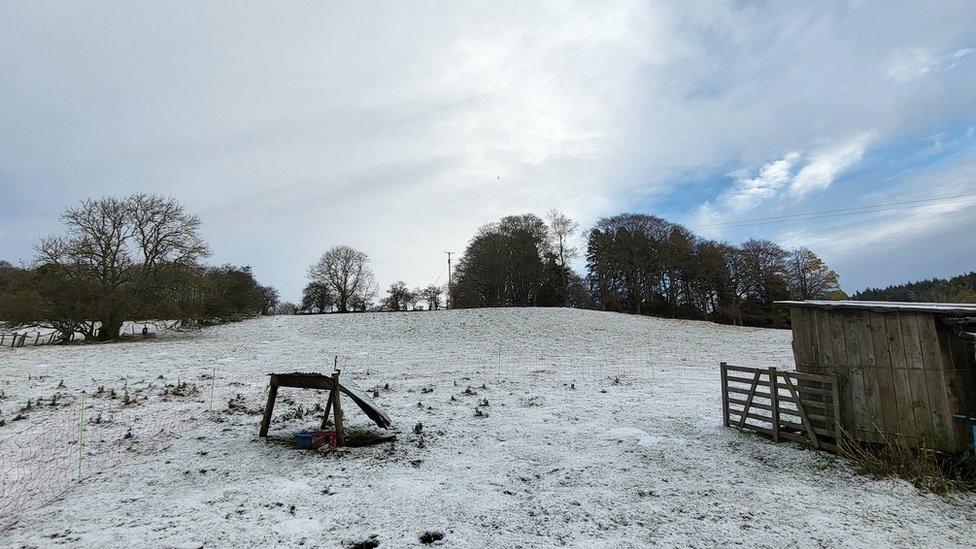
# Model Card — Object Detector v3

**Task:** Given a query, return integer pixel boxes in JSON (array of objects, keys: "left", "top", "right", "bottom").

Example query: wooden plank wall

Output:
[{"left": 789, "top": 306, "right": 976, "bottom": 453}]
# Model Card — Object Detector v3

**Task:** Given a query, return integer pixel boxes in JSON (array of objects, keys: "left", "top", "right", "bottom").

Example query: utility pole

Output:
[{"left": 444, "top": 251, "right": 454, "bottom": 309}]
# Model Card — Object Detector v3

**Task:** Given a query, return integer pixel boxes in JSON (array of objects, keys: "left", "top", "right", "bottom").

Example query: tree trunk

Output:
[{"left": 95, "top": 319, "right": 123, "bottom": 341}]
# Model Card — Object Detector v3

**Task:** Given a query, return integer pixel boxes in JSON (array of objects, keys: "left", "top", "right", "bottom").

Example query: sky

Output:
[{"left": 1, "top": 1, "right": 975, "bottom": 302}]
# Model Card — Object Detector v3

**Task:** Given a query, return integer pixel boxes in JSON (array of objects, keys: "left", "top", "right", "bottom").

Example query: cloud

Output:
[
  {"left": 693, "top": 135, "right": 870, "bottom": 232},
  {"left": 884, "top": 46, "right": 974, "bottom": 82},
  {"left": 723, "top": 152, "right": 800, "bottom": 210},
  {"left": 789, "top": 135, "right": 871, "bottom": 196},
  {"left": 772, "top": 153, "right": 976, "bottom": 290},
  {"left": 0, "top": 2, "right": 974, "bottom": 298}
]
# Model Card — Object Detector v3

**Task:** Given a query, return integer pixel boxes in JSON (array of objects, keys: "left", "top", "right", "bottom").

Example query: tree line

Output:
[
  {"left": 1, "top": 195, "right": 849, "bottom": 340},
  {"left": 446, "top": 210, "right": 841, "bottom": 328},
  {"left": 295, "top": 210, "right": 843, "bottom": 328},
  {"left": 0, "top": 195, "right": 278, "bottom": 342},
  {"left": 295, "top": 246, "right": 443, "bottom": 314},
  {"left": 853, "top": 271, "right": 976, "bottom": 303},
  {"left": 583, "top": 213, "right": 840, "bottom": 327}
]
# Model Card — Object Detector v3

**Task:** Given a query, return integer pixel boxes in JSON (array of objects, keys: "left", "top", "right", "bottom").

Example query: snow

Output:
[{"left": 1, "top": 308, "right": 974, "bottom": 547}]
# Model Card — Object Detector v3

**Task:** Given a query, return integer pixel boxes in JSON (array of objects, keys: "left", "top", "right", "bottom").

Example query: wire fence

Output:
[
  {"left": 0, "top": 338, "right": 763, "bottom": 530},
  {"left": 0, "top": 332, "right": 61, "bottom": 348},
  {"left": 0, "top": 375, "right": 221, "bottom": 529},
  {"left": 0, "top": 322, "right": 171, "bottom": 348}
]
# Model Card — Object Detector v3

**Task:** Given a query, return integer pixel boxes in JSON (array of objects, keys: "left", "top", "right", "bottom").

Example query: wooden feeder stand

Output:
[{"left": 258, "top": 370, "right": 391, "bottom": 447}]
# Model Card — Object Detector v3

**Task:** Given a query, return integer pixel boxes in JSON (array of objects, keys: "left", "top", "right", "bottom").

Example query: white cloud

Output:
[
  {"left": 724, "top": 152, "right": 800, "bottom": 211},
  {"left": 693, "top": 135, "right": 869, "bottom": 233},
  {"left": 884, "top": 48, "right": 938, "bottom": 82},
  {"left": 948, "top": 47, "right": 975, "bottom": 67},
  {"left": 884, "top": 46, "right": 974, "bottom": 82},
  {"left": 789, "top": 135, "right": 871, "bottom": 197}
]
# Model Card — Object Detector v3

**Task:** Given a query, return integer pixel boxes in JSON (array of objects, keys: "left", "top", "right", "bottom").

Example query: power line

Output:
[
  {"left": 383, "top": 253, "right": 442, "bottom": 279},
  {"left": 688, "top": 193, "right": 976, "bottom": 231},
  {"left": 432, "top": 263, "right": 448, "bottom": 286}
]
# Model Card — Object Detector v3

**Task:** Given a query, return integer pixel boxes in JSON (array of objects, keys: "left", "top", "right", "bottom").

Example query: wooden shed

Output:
[{"left": 776, "top": 300, "right": 976, "bottom": 453}]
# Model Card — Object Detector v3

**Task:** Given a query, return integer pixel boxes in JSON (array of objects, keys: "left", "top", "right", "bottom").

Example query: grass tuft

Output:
[{"left": 840, "top": 429, "right": 976, "bottom": 494}]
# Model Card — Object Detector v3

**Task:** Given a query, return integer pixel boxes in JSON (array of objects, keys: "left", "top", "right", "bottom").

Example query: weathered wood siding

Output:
[{"left": 788, "top": 306, "right": 976, "bottom": 453}]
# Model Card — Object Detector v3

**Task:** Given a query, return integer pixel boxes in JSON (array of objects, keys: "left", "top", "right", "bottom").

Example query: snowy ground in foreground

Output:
[{"left": 1, "top": 308, "right": 974, "bottom": 548}]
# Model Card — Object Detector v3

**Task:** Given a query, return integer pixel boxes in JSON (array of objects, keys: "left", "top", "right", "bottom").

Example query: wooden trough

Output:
[
  {"left": 776, "top": 300, "right": 976, "bottom": 453},
  {"left": 259, "top": 371, "right": 391, "bottom": 447}
]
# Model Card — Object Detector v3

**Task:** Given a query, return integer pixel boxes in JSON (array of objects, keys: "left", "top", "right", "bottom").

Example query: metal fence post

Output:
[
  {"left": 209, "top": 367, "right": 216, "bottom": 412},
  {"left": 78, "top": 392, "right": 86, "bottom": 481}
]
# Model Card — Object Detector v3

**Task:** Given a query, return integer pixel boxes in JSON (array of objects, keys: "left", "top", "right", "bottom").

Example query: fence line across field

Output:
[
  {"left": 0, "top": 377, "right": 225, "bottom": 526},
  {"left": 0, "top": 322, "right": 170, "bottom": 348},
  {"left": 0, "top": 332, "right": 60, "bottom": 347},
  {"left": 0, "top": 344, "right": 753, "bottom": 527}
]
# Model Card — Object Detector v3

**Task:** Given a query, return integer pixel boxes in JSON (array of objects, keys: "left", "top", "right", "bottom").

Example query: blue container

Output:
[{"left": 294, "top": 430, "right": 326, "bottom": 449}]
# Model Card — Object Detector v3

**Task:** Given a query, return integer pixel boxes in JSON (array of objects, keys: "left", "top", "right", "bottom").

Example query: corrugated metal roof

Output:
[{"left": 775, "top": 300, "right": 976, "bottom": 315}]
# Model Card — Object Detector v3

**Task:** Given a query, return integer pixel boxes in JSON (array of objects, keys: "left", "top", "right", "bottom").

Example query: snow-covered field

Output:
[{"left": 1, "top": 308, "right": 974, "bottom": 548}]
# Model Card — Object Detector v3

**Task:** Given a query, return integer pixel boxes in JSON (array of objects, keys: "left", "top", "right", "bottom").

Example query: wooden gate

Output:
[{"left": 720, "top": 362, "right": 843, "bottom": 454}]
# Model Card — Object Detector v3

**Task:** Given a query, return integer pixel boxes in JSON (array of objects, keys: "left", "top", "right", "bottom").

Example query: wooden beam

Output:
[
  {"left": 259, "top": 384, "right": 278, "bottom": 437},
  {"left": 737, "top": 371, "right": 762, "bottom": 429},
  {"left": 769, "top": 367, "right": 780, "bottom": 442},
  {"left": 321, "top": 391, "right": 334, "bottom": 430},
  {"left": 332, "top": 371, "right": 344, "bottom": 446},
  {"left": 831, "top": 373, "right": 843, "bottom": 455},
  {"left": 270, "top": 373, "right": 336, "bottom": 391},
  {"left": 720, "top": 362, "right": 730, "bottom": 428},
  {"left": 783, "top": 374, "right": 820, "bottom": 449}
]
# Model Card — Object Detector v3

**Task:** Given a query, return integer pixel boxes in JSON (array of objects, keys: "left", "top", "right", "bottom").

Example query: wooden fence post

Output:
[
  {"left": 331, "top": 371, "right": 345, "bottom": 446},
  {"left": 259, "top": 384, "right": 278, "bottom": 437},
  {"left": 769, "top": 367, "right": 780, "bottom": 442},
  {"left": 720, "top": 362, "right": 730, "bottom": 427}
]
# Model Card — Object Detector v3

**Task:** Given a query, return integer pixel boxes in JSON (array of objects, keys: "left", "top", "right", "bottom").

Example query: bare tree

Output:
[
  {"left": 786, "top": 247, "right": 840, "bottom": 300},
  {"left": 34, "top": 194, "right": 210, "bottom": 341},
  {"left": 546, "top": 209, "right": 579, "bottom": 306},
  {"left": 275, "top": 301, "right": 298, "bottom": 315},
  {"left": 419, "top": 285, "right": 443, "bottom": 310},
  {"left": 546, "top": 209, "right": 579, "bottom": 267},
  {"left": 307, "top": 245, "right": 376, "bottom": 313},
  {"left": 260, "top": 286, "right": 280, "bottom": 315}
]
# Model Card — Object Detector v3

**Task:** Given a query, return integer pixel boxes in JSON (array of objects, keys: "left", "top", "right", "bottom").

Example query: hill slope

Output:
[{"left": 1, "top": 308, "right": 973, "bottom": 547}]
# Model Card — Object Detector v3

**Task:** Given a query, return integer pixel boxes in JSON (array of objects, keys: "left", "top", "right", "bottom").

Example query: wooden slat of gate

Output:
[
  {"left": 721, "top": 363, "right": 840, "bottom": 454},
  {"left": 737, "top": 371, "right": 763, "bottom": 429},
  {"left": 782, "top": 374, "right": 820, "bottom": 449}
]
